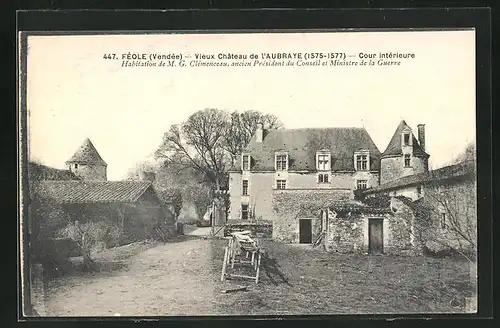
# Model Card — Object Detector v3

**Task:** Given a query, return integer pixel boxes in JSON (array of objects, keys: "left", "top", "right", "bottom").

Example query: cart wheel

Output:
[{"left": 221, "top": 247, "right": 229, "bottom": 282}]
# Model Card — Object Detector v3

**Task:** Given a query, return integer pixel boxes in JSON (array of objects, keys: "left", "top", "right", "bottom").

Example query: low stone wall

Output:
[
  {"left": 326, "top": 216, "right": 364, "bottom": 253},
  {"left": 224, "top": 221, "right": 273, "bottom": 238}
]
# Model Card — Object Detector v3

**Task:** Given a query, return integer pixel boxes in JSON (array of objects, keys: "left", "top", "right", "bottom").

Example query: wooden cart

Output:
[{"left": 221, "top": 231, "right": 262, "bottom": 284}]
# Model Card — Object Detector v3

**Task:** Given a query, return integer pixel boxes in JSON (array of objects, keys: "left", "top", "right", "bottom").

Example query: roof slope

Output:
[
  {"left": 244, "top": 127, "right": 381, "bottom": 171},
  {"left": 28, "top": 162, "right": 80, "bottom": 181},
  {"left": 327, "top": 200, "right": 392, "bottom": 215},
  {"left": 381, "top": 120, "right": 429, "bottom": 158},
  {"left": 31, "top": 181, "right": 153, "bottom": 204},
  {"left": 363, "top": 160, "right": 475, "bottom": 194},
  {"left": 66, "top": 138, "right": 107, "bottom": 166}
]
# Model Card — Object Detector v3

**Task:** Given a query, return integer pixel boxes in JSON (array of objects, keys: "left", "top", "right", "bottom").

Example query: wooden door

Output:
[
  {"left": 299, "top": 219, "right": 312, "bottom": 244},
  {"left": 368, "top": 218, "right": 384, "bottom": 254}
]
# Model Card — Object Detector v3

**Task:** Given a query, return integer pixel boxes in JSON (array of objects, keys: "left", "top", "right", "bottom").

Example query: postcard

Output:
[{"left": 19, "top": 29, "right": 477, "bottom": 317}]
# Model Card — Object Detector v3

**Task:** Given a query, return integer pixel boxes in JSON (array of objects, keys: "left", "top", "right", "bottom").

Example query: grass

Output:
[{"left": 210, "top": 238, "right": 476, "bottom": 315}]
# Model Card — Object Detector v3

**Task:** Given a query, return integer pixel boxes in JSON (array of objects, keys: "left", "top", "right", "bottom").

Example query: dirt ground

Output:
[
  {"left": 39, "top": 236, "right": 476, "bottom": 316},
  {"left": 42, "top": 237, "right": 218, "bottom": 316}
]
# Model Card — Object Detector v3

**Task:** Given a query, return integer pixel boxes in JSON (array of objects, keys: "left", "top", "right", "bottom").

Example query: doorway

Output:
[
  {"left": 368, "top": 218, "right": 384, "bottom": 254},
  {"left": 299, "top": 219, "right": 312, "bottom": 244}
]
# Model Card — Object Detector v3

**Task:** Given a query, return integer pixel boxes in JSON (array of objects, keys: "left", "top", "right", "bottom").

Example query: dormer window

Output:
[
  {"left": 403, "top": 133, "right": 410, "bottom": 146},
  {"left": 354, "top": 150, "right": 370, "bottom": 171},
  {"left": 242, "top": 154, "right": 250, "bottom": 171},
  {"left": 316, "top": 150, "right": 331, "bottom": 171},
  {"left": 275, "top": 153, "right": 288, "bottom": 171}
]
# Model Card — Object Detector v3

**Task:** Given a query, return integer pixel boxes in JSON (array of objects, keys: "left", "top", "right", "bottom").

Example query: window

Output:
[
  {"left": 275, "top": 154, "right": 288, "bottom": 171},
  {"left": 242, "top": 154, "right": 250, "bottom": 171},
  {"left": 403, "top": 133, "right": 410, "bottom": 146},
  {"left": 356, "top": 180, "right": 367, "bottom": 190},
  {"left": 276, "top": 180, "right": 287, "bottom": 190},
  {"left": 75, "top": 164, "right": 78, "bottom": 169},
  {"left": 317, "top": 154, "right": 330, "bottom": 171},
  {"left": 241, "top": 205, "right": 249, "bottom": 220},
  {"left": 242, "top": 180, "right": 249, "bottom": 195},
  {"left": 440, "top": 213, "right": 446, "bottom": 229},
  {"left": 416, "top": 185, "right": 422, "bottom": 196},
  {"left": 356, "top": 155, "right": 368, "bottom": 171},
  {"left": 318, "top": 173, "right": 329, "bottom": 183},
  {"left": 404, "top": 154, "right": 411, "bottom": 167}
]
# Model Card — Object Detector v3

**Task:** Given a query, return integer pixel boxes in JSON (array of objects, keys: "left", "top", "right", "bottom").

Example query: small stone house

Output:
[
  {"left": 362, "top": 160, "right": 476, "bottom": 254},
  {"left": 271, "top": 189, "right": 416, "bottom": 255},
  {"left": 28, "top": 138, "right": 176, "bottom": 248},
  {"left": 31, "top": 180, "right": 176, "bottom": 245}
]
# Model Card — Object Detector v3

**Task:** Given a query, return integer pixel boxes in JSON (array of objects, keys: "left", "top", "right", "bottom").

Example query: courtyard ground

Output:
[{"left": 38, "top": 236, "right": 476, "bottom": 316}]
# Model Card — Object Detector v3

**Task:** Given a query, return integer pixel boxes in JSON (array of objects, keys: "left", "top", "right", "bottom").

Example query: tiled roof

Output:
[
  {"left": 363, "top": 161, "right": 475, "bottom": 194},
  {"left": 327, "top": 200, "right": 392, "bottom": 215},
  {"left": 381, "top": 120, "right": 429, "bottom": 158},
  {"left": 242, "top": 127, "right": 381, "bottom": 171},
  {"left": 31, "top": 180, "right": 153, "bottom": 204},
  {"left": 66, "top": 138, "right": 107, "bottom": 166},
  {"left": 28, "top": 162, "right": 80, "bottom": 181}
]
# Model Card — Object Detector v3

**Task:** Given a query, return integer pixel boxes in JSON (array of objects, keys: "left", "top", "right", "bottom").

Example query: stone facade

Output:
[
  {"left": 67, "top": 163, "right": 107, "bottom": 181},
  {"left": 271, "top": 189, "right": 352, "bottom": 243},
  {"left": 270, "top": 189, "right": 418, "bottom": 255},
  {"left": 380, "top": 155, "right": 427, "bottom": 185}
]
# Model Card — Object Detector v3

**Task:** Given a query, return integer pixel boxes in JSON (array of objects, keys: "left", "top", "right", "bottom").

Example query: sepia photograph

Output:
[{"left": 19, "top": 29, "right": 477, "bottom": 317}]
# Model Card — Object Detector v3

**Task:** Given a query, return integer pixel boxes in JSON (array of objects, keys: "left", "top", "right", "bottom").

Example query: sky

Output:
[{"left": 26, "top": 30, "right": 476, "bottom": 181}]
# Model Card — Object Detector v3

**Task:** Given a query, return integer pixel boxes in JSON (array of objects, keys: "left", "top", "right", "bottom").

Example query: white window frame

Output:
[
  {"left": 356, "top": 179, "right": 368, "bottom": 190},
  {"left": 404, "top": 154, "right": 411, "bottom": 167},
  {"left": 241, "top": 204, "right": 249, "bottom": 220},
  {"left": 403, "top": 133, "right": 410, "bottom": 146},
  {"left": 241, "top": 154, "right": 250, "bottom": 171},
  {"left": 354, "top": 151, "right": 370, "bottom": 171},
  {"left": 275, "top": 152, "right": 289, "bottom": 171},
  {"left": 316, "top": 151, "right": 331, "bottom": 171},
  {"left": 276, "top": 180, "right": 287, "bottom": 190}
]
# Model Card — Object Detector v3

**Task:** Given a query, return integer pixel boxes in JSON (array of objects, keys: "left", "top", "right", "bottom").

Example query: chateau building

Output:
[{"left": 228, "top": 120, "right": 428, "bottom": 222}]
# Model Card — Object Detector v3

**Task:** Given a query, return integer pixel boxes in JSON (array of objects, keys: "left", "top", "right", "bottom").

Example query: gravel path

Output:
[{"left": 44, "top": 238, "right": 217, "bottom": 316}]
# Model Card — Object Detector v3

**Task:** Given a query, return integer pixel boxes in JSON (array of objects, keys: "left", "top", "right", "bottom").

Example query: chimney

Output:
[
  {"left": 417, "top": 124, "right": 425, "bottom": 151},
  {"left": 255, "top": 122, "right": 264, "bottom": 143},
  {"left": 139, "top": 171, "right": 156, "bottom": 183}
]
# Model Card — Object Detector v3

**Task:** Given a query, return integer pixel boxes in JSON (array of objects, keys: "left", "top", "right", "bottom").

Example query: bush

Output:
[
  {"left": 151, "top": 222, "right": 177, "bottom": 242},
  {"left": 196, "top": 219, "right": 211, "bottom": 227}
]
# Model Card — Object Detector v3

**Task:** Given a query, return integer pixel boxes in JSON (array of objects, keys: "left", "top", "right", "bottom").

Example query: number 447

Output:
[{"left": 103, "top": 54, "right": 117, "bottom": 60}]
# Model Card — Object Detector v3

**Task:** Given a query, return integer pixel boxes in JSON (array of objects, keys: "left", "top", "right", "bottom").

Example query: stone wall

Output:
[
  {"left": 380, "top": 155, "right": 427, "bottom": 184},
  {"left": 388, "top": 197, "right": 422, "bottom": 255},
  {"left": 271, "top": 189, "right": 351, "bottom": 243},
  {"left": 224, "top": 221, "right": 273, "bottom": 238},
  {"left": 326, "top": 216, "right": 364, "bottom": 253},
  {"left": 68, "top": 163, "right": 107, "bottom": 181}
]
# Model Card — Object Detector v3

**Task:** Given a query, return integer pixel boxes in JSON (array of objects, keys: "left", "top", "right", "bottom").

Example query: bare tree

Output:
[
  {"left": 222, "top": 110, "right": 283, "bottom": 162},
  {"left": 155, "top": 108, "right": 284, "bottom": 189},
  {"left": 155, "top": 109, "right": 230, "bottom": 189},
  {"left": 397, "top": 142, "right": 477, "bottom": 263}
]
